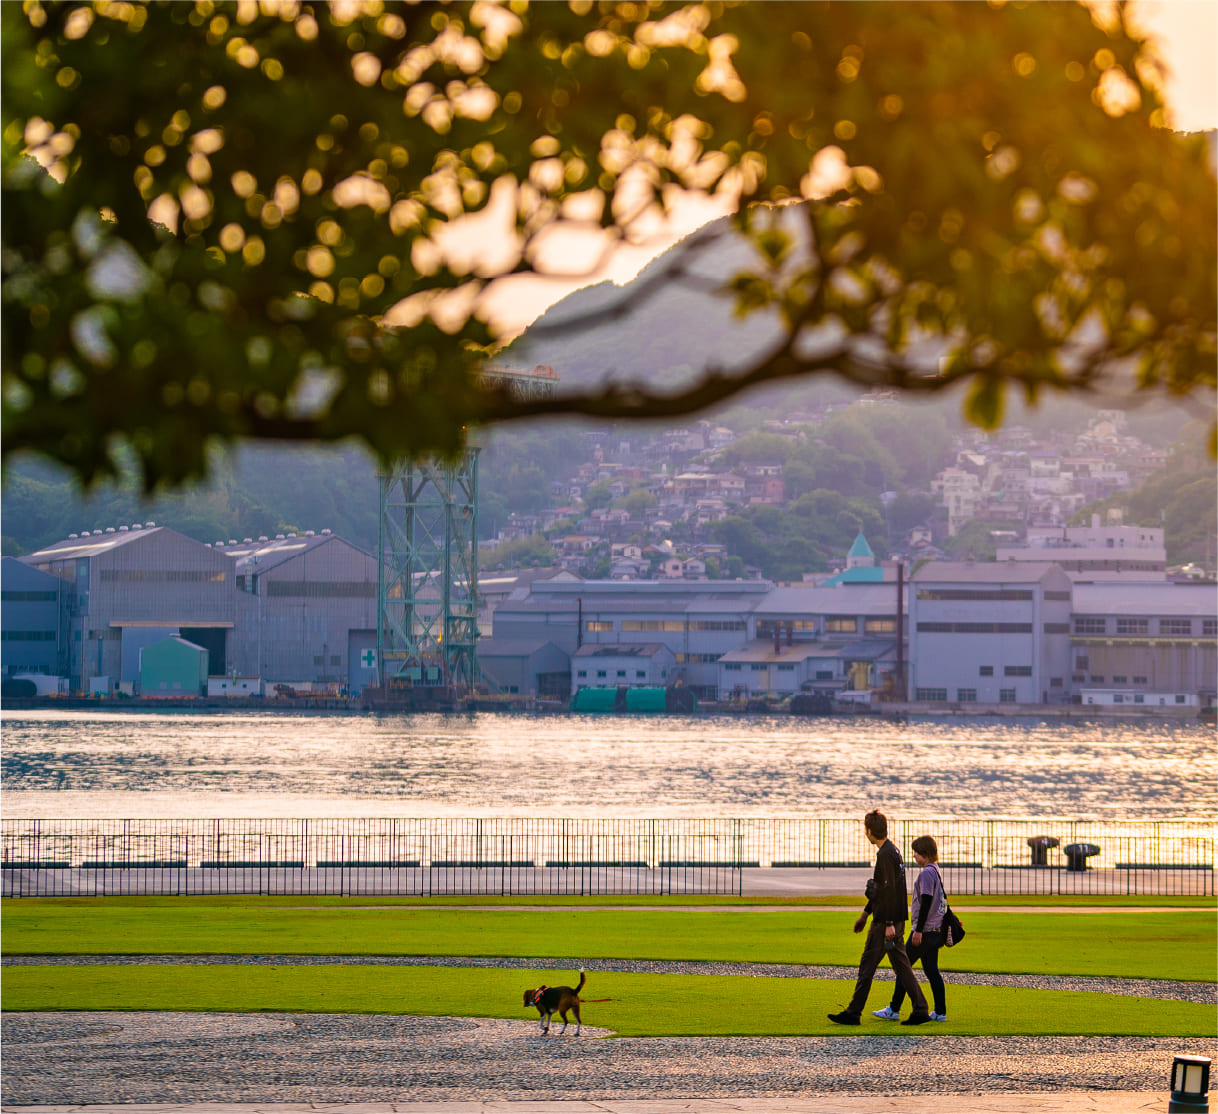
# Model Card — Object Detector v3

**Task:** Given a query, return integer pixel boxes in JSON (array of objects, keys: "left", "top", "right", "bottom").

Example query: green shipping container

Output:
[
  {"left": 624, "top": 687, "right": 668, "bottom": 713},
  {"left": 570, "top": 687, "right": 623, "bottom": 713}
]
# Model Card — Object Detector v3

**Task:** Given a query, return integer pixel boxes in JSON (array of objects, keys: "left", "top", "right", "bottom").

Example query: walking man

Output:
[{"left": 828, "top": 809, "right": 931, "bottom": 1026}]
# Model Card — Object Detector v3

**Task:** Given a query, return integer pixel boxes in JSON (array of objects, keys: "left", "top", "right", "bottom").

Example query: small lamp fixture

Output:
[{"left": 1170, "top": 1055, "right": 1211, "bottom": 1113}]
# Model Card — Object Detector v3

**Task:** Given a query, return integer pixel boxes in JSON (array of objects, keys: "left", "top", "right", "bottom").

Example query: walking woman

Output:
[{"left": 873, "top": 835, "right": 949, "bottom": 1022}]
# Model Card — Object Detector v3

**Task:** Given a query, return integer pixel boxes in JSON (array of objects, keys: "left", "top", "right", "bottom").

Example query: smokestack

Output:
[{"left": 896, "top": 562, "right": 906, "bottom": 702}]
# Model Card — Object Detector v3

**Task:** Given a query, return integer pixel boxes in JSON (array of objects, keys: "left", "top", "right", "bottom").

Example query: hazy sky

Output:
[{"left": 483, "top": 0, "right": 1218, "bottom": 339}]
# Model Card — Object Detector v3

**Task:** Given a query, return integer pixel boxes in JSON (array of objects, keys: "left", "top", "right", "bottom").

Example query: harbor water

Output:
[{"left": 2, "top": 709, "right": 1214, "bottom": 821}]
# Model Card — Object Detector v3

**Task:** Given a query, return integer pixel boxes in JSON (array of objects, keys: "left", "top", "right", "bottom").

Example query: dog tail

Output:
[{"left": 575, "top": 967, "right": 586, "bottom": 994}]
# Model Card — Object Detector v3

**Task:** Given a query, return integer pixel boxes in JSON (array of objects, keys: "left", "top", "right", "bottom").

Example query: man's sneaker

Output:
[
  {"left": 827, "top": 1010, "right": 861, "bottom": 1025},
  {"left": 900, "top": 1012, "right": 932, "bottom": 1026},
  {"left": 929, "top": 1012, "right": 948, "bottom": 1022},
  {"left": 872, "top": 1006, "right": 901, "bottom": 1020}
]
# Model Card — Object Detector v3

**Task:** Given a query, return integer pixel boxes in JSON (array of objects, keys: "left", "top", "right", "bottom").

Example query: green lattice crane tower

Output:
[{"left": 375, "top": 366, "right": 558, "bottom": 696}]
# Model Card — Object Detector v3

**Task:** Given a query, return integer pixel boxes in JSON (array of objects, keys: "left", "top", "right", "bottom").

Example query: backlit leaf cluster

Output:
[{"left": 3, "top": 0, "right": 1214, "bottom": 487}]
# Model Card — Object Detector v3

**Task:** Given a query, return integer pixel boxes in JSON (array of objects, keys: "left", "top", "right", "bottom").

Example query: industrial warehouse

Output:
[{"left": 2, "top": 521, "right": 1214, "bottom": 715}]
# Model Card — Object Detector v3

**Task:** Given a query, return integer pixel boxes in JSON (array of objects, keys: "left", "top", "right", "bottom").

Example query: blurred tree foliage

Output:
[{"left": 3, "top": 0, "right": 1214, "bottom": 490}]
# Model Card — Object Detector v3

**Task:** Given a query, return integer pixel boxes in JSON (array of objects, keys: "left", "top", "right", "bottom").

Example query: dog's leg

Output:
[{"left": 574, "top": 1003, "right": 581, "bottom": 1036}]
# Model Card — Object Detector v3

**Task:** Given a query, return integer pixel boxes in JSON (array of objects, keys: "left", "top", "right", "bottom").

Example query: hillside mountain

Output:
[
  {"left": 1, "top": 206, "right": 1204, "bottom": 558},
  {"left": 502, "top": 209, "right": 818, "bottom": 400}
]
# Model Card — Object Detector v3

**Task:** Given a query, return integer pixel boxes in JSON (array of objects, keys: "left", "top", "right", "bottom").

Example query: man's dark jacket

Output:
[{"left": 864, "top": 839, "right": 909, "bottom": 925}]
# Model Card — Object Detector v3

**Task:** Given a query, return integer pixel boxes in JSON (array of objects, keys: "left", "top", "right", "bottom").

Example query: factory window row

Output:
[
  {"left": 266, "top": 581, "right": 376, "bottom": 598},
  {"left": 916, "top": 622, "right": 1033, "bottom": 634},
  {"left": 1, "top": 590, "right": 59, "bottom": 602},
  {"left": 1074, "top": 617, "right": 1215, "bottom": 637},
  {"left": 1, "top": 630, "right": 57, "bottom": 641},
  {"left": 916, "top": 589, "right": 1034, "bottom": 601},
  {"left": 617, "top": 619, "right": 749, "bottom": 632},
  {"left": 99, "top": 570, "right": 226, "bottom": 583}
]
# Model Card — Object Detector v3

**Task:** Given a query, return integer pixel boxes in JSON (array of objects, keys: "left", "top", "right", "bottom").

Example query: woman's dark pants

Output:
[{"left": 890, "top": 930, "right": 946, "bottom": 1016}]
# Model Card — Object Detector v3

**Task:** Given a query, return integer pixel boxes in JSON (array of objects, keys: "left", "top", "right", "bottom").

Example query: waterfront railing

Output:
[{"left": 3, "top": 817, "right": 1213, "bottom": 897}]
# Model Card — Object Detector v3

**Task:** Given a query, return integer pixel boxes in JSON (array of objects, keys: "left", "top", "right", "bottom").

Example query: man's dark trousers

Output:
[{"left": 846, "top": 918, "right": 928, "bottom": 1016}]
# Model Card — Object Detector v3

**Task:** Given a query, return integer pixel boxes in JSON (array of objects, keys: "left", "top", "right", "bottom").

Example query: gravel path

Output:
[
  {"left": 4, "top": 1011, "right": 1216, "bottom": 1106},
  {"left": 3, "top": 955, "right": 1215, "bottom": 1106}
]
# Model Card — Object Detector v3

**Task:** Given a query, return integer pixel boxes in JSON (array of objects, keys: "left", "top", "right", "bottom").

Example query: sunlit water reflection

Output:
[{"left": 1, "top": 709, "right": 1213, "bottom": 820}]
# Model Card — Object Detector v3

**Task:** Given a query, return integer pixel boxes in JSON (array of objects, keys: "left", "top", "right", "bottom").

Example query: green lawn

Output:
[
  {"left": 4, "top": 898, "right": 1215, "bottom": 982},
  {"left": 2, "top": 964, "right": 1212, "bottom": 1038}
]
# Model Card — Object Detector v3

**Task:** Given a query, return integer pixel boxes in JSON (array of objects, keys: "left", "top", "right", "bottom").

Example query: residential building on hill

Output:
[{"left": 996, "top": 518, "right": 1167, "bottom": 580}]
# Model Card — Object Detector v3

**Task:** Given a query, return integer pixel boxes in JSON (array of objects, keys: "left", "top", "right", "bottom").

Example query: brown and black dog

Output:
[{"left": 523, "top": 968, "right": 586, "bottom": 1035}]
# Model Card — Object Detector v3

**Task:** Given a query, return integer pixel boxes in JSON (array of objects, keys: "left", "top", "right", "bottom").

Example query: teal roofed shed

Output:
[{"left": 140, "top": 635, "right": 208, "bottom": 697}]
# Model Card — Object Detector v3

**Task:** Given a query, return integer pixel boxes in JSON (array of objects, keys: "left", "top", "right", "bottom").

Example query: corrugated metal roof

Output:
[
  {"left": 23, "top": 525, "right": 166, "bottom": 561},
  {"left": 756, "top": 585, "right": 903, "bottom": 615},
  {"left": 573, "top": 642, "right": 670, "bottom": 658},
  {"left": 912, "top": 560, "right": 1061, "bottom": 584},
  {"left": 1072, "top": 582, "right": 1217, "bottom": 618},
  {"left": 717, "top": 640, "right": 823, "bottom": 664},
  {"left": 476, "top": 638, "right": 562, "bottom": 657},
  {"left": 683, "top": 598, "right": 762, "bottom": 614},
  {"left": 216, "top": 533, "right": 370, "bottom": 573}
]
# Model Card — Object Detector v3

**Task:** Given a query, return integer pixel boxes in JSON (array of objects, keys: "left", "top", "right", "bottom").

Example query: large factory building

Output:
[
  {"left": 217, "top": 531, "right": 379, "bottom": 692},
  {"left": 20, "top": 525, "right": 235, "bottom": 693}
]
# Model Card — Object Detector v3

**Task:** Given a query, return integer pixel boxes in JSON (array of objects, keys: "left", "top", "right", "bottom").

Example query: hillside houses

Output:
[
  {"left": 479, "top": 397, "right": 1193, "bottom": 589},
  {"left": 931, "top": 411, "right": 1168, "bottom": 538}
]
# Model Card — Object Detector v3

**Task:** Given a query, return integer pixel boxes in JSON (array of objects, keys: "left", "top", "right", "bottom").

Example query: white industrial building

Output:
[
  {"left": 1070, "top": 581, "right": 1217, "bottom": 708},
  {"left": 572, "top": 642, "right": 677, "bottom": 690},
  {"left": 907, "top": 561, "right": 1074, "bottom": 706}
]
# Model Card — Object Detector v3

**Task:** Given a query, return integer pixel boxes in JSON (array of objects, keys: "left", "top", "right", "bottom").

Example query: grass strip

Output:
[
  {"left": 5, "top": 903, "right": 1215, "bottom": 983},
  {"left": 2, "top": 964, "right": 1210, "bottom": 1038}
]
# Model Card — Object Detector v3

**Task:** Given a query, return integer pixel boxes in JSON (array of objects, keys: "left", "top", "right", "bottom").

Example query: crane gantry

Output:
[{"left": 375, "top": 366, "right": 558, "bottom": 699}]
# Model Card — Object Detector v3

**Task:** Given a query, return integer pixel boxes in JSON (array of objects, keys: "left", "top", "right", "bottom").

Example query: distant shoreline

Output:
[{"left": 0, "top": 695, "right": 1208, "bottom": 722}]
